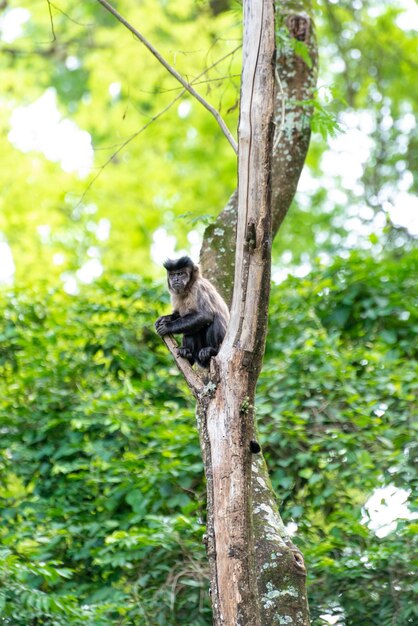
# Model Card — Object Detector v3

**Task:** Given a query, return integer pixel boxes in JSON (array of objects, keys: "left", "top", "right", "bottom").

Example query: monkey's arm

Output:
[{"left": 155, "top": 311, "right": 213, "bottom": 336}]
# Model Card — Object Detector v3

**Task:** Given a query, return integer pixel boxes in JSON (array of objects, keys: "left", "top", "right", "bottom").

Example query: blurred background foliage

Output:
[
  {"left": 0, "top": 0, "right": 416, "bottom": 286},
  {"left": 0, "top": 0, "right": 417, "bottom": 624}
]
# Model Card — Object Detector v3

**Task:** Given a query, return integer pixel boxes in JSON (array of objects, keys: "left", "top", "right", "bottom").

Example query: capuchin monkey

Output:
[
  {"left": 155, "top": 256, "right": 261, "bottom": 454},
  {"left": 155, "top": 256, "right": 229, "bottom": 368}
]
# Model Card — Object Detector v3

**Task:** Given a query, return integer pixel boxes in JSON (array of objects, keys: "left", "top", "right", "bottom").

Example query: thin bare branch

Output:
[
  {"left": 96, "top": 0, "right": 237, "bottom": 153},
  {"left": 77, "top": 45, "right": 240, "bottom": 205},
  {"left": 76, "top": 90, "right": 183, "bottom": 207},
  {"left": 48, "top": 1, "right": 94, "bottom": 27},
  {"left": 46, "top": 0, "right": 57, "bottom": 41}
]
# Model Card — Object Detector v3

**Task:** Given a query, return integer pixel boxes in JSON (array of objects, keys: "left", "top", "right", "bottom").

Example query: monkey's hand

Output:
[{"left": 155, "top": 316, "right": 173, "bottom": 336}]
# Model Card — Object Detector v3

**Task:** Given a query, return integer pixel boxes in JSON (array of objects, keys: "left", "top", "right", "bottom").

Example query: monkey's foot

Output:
[
  {"left": 198, "top": 347, "right": 217, "bottom": 367},
  {"left": 177, "top": 347, "right": 194, "bottom": 364}
]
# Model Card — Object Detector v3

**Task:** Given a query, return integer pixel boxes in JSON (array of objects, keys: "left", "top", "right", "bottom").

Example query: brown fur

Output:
[
  {"left": 156, "top": 257, "right": 229, "bottom": 367},
  {"left": 170, "top": 266, "right": 229, "bottom": 325}
]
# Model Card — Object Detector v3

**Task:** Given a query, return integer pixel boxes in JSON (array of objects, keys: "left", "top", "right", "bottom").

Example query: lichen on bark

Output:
[
  {"left": 200, "top": 0, "right": 318, "bottom": 306},
  {"left": 252, "top": 456, "right": 309, "bottom": 625},
  {"left": 198, "top": 2, "right": 318, "bottom": 624}
]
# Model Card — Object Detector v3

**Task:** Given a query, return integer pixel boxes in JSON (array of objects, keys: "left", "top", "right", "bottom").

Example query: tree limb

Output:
[
  {"left": 96, "top": 0, "right": 238, "bottom": 153},
  {"left": 161, "top": 335, "right": 205, "bottom": 399},
  {"left": 201, "top": 1, "right": 276, "bottom": 622}
]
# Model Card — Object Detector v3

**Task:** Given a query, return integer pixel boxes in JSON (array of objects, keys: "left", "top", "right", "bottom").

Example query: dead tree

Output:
[
  {"left": 98, "top": 0, "right": 317, "bottom": 621},
  {"left": 163, "top": 1, "right": 314, "bottom": 624}
]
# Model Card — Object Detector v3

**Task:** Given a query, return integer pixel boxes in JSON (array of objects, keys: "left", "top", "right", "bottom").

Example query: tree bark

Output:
[
  {"left": 162, "top": 2, "right": 314, "bottom": 624},
  {"left": 200, "top": 0, "right": 318, "bottom": 307},
  {"left": 204, "top": 2, "right": 276, "bottom": 622},
  {"left": 164, "top": 1, "right": 276, "bottom": 622},
  {"left": 196, "top": 2, "right": 317, "bottom": 625}
]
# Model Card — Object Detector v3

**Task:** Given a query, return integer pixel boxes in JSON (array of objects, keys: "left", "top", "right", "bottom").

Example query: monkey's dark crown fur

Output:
[{"left": 163, "top": 256, "right": 196, "bottom": 272}]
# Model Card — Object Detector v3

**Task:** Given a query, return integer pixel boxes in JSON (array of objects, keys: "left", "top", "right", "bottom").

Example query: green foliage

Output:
[
  {"left": 0, "top": 251, "right": 416, "bottom": 624},
  {"left": 0, "top": 279, "right": 209, "bottom": 625},
  {"left": 260, "top": 250, "right": 418, "bottom": 625},
  {"left": 0, "top": 2, "right": 417, "bottom": 624},
  {"left": 273, "top": 0, "right": 418, "bottom": 265},
  {"left": 293, "top": 90, "right": 343, "bottom": 140}
]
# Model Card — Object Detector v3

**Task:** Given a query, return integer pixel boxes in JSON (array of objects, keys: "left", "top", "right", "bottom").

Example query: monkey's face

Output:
[{"left": 168, "top": 268, "right": 191, "bottom": 294}]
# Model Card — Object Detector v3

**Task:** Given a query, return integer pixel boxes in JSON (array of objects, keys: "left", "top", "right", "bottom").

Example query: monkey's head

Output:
[{"left": 163, "top": 256, "right": 199, "bottom": 295}]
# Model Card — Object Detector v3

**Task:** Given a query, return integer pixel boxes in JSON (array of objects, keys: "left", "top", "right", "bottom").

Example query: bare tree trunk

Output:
[
  {"left": 204, "top": 2, "right": 276, "bottom": 621},
  {"left": 200, "top": 0, "right": 318, "bottom": 306},
  {"left": 164, "top": 1, "right": 277, "bottom": 622},
  {"left": 161, "top": 1, "right": 314, "bottom": 623},
  {"left": 195, "top": 2, "right": 317, "bottom": 625}
]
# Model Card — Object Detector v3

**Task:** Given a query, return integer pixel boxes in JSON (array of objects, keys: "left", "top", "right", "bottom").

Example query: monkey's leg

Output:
[
  {"left": 198, "top": 320, "right": 223, "bottom": 367},
  {"left": 177, "top": 335, "right": 195, "bottom": 365}
]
